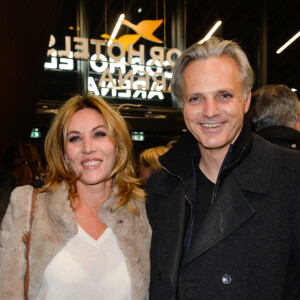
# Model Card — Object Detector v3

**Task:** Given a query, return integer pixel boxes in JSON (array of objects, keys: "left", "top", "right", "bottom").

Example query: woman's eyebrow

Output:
[{"left": 67, "top": 130, "right": 80, "bottom": 136}]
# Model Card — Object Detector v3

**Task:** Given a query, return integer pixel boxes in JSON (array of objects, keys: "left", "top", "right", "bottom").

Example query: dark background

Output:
[{"left": 1, "top": 0, "right": 299, "bottom": 159}]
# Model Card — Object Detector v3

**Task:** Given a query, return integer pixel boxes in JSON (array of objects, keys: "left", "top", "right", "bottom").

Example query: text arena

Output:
[{"left": 45, "top": 35, "right": 182, "bottom": 100}]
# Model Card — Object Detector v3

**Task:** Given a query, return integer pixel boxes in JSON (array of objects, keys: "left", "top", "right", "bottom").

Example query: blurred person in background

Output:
[
  {"left": 138, "top": 146, "right": 168, "bottom": 187},
  {"left": 0, "top": 141, "right": 44, "bottom": 222},
  {"left": 0, "top": 94, "right": 151, "bottom": 300},
  {"left": 251, "top": 84, "right": 300, "bottom": 151},
  {"left": 166, "top": 139, "right": 178, "bottom": 149}
]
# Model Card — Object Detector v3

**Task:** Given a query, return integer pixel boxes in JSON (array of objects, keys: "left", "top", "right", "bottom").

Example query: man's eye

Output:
[
  {"left": 221, "top": 93, "right": 232, "bottom": 99},
  {"left": 69, "top": 136, "right": 80, "bottom": 142},
  {"left": 189, "top": 97, "right": 199, "bottom": 102},
  {"left": 95, "top": 131, "right": 106, "bottom": 138}
]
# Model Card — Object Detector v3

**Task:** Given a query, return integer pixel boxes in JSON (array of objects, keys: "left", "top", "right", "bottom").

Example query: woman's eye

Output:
[
  {"left": 95, "top": 131, "right": 106, "bottom": 138},
  {"left": 69, "top": 136, "right": 80, "bottom": 142}
]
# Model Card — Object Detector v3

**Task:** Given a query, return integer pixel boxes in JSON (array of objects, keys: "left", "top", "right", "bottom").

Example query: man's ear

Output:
[
  {"left": 295, "top": 112, "right": 300, "bottom": 132},
  {"left": 245, "top": 90, "right": 251, "bottom": 113}
]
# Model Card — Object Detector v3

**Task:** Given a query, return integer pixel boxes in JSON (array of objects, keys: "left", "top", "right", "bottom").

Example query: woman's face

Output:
[{"left": 64, "top": 108, "right": 118, "bottom": 186}]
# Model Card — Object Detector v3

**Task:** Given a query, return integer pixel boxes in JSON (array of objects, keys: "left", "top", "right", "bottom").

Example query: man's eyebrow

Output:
[
  {"left": 186, "top": 89, "right": 232, "bottom": 96},
  {"left": 214, "top": 89, "right": 233, "bottom": 95}
]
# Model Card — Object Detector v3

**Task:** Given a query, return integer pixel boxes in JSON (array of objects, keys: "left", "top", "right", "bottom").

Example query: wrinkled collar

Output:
[
  {"left": 257, "top": 125, "right": 300, "bottom": 150},
  {"left": 159, "top": 114, "right": 253, "bottom": 181}
]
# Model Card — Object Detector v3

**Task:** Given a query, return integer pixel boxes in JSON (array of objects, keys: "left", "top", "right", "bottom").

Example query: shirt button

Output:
[
  {"left": 222, "top": 274, "right": 232, "bottom": 285},
  {"left": 156, "top": 272, "right": 162, "bottom": 281}
]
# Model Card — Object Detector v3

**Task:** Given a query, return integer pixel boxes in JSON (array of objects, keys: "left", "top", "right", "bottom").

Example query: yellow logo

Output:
[{"left": 101, "top": 19, "right": 163, "bottom": 51}]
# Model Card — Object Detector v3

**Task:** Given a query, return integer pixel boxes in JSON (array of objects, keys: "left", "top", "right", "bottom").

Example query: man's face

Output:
[{"left": 182, "top": 55, "right": 251, "bottom": 156}]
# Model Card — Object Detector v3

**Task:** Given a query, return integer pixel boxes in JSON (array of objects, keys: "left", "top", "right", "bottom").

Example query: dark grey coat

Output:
[{"left": 146, "top": 120, "right": 300, "bottom": 300}]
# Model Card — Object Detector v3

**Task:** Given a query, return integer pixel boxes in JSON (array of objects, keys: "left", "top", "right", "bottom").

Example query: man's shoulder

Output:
[
  {"left": 232, "top": 134, "right": 300, "bottom": 192},
  {"left": 146, "top": 169, "right": 182, "bottom": 197},
  {"left": 249, "top": 133, "right": 300, "bottom": 181},
  {"left": 253, "top": 132, "right": 300, "bottom": 163},
  {"left": 256, "top": 125, "right": 300, "bottom": 151}
]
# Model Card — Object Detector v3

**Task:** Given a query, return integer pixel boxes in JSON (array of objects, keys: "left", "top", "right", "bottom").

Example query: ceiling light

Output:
[
  {"left": 107, "top": 14, "right": 125, "bottom": 47},
  {"left": 138, "top": 8, "right": 142, "bottom": 13},
  {"left": 199, "top": 21, "right": 222, "bottom": 44},
  {"left": 276, "top": 30, "right": 300, "bottom": 54},
  {"left": 291, "top": 88, "right": 298, "bottom": 92}
]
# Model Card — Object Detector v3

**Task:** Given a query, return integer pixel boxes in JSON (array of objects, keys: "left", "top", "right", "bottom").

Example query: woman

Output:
[
  {"left": 0, "top": 141, "right": 44, "bottom": 222},
  {"left": 0, "top": 94, "right": 151, "bottom": 300},
  {"left": 139, "top": 146, "right": 168, "bottom": 187}
]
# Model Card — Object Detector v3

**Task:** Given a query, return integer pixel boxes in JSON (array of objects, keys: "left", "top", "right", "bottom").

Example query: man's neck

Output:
[{"left": 198, "top": 146, "right": 229, "bottom": 183}]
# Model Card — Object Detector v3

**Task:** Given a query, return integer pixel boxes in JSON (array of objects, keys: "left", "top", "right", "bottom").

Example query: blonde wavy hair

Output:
[
  {"left": 41, "top": 94, "right": 144, "bottom": 215},
  {"left": 139, "top": 146, "right": 168, "bottom": 172}
]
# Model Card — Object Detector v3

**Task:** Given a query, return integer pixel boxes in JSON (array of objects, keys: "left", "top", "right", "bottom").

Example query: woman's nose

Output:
[{"left": 82, "top": 137, "right": 96, "bottom": 154}]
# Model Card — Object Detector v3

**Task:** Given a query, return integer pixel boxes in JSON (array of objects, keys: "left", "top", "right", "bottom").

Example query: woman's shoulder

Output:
[
  {"left": 10, "top": 185, "right": 34, "bottom": 203},
  {"left": 9, "top": 185, "right": 34, "bottom": 214},
  {"left": 1, "top": 185, "right": 34, "bottom": 232}
]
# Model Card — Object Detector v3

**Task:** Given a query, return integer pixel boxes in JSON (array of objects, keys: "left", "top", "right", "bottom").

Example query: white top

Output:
[{"left": 37, "top": 226, "right": 131, "bottom": 300}]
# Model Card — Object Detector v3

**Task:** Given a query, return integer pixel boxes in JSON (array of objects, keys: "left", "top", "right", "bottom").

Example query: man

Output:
[
  {"left": 146, "top": 37, "right": 300, "bottom": 299},
  {"left": 251, "top": 84, "right": 300, "bottom": 150}
]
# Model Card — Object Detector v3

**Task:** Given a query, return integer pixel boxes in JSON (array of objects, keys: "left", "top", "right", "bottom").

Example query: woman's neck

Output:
[{"left": 75, "top": 179, "right": 113, "bottom": 212}]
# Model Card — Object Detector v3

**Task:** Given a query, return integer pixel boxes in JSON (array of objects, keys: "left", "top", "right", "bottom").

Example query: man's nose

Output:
[{"left": 202, "top": 98, "right": 220, "bottom": 118}]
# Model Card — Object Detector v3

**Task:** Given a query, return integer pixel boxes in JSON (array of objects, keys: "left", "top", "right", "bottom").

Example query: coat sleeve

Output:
[
  {"left": 0, "top": 203, "right": 13, "bottom": 265},
  {"left": 292, "top": 188, "right": 300, "bottom": 297},
  {"left": 0, "top": 185, "right": 33, "bottom": 267}
]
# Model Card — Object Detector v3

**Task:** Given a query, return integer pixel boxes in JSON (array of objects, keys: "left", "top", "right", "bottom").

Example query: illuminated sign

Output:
[
  {"left": 30, "top": 128, "right": 41, "bottom": 138},
  {"left": 44, "top": 19, "right": 182, "bottom": 101},
  {"left": 132, "top": 131, "right": 145, "bottom": 141}
]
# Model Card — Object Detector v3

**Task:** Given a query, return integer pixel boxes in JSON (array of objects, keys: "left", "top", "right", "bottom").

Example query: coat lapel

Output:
[
  {"left": 185, "top": 174, "right": 255, "bottom": 265},
  {"left": 29, "top": 183, "right": 78, "bottom": 299},
  {"left": 185, "top": 134, "right": 273, "bottom": 265}
]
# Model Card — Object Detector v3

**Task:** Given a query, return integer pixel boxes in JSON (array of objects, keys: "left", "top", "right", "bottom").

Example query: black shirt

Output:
[{"left": 191, "top": 168, "right": 215, "bottom": 244}]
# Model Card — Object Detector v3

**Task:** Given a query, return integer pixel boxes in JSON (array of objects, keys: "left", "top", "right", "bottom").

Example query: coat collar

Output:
[
  {"left": 159, "top": 114, "right": 253, "bottom": 182},
  {"left": 257, "top": 125, "right": 300, "bottom": 151},
  {"left": 159, "top": 129, "right": 196, "bottom": 181}
]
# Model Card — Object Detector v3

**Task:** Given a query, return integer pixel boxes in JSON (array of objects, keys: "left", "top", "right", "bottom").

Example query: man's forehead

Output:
[
  {"left": 186, "top": 88, "right": 235, "bottom": 95},
  {"left": 182, "top": 58, "right": 243, "bottom": 89}
]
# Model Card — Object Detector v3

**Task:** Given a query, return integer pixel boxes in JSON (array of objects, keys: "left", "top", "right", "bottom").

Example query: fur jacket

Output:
[{"left": 0, "top": 183, "right": 151, "bottom": 300}]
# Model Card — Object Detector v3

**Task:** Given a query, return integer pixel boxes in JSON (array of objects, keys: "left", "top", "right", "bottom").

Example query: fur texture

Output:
[{"left": 0, "top": 183, "right": 151, "bottom": 300}]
